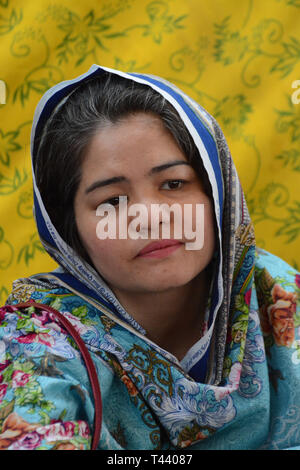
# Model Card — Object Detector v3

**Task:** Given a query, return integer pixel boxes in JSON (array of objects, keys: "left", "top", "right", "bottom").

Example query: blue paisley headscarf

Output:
[{"left": 31, "top": 64, "right": 256, "bottom": 385}]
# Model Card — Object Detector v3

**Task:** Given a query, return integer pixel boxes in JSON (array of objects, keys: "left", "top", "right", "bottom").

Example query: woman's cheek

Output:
[{"left": 89, "top": 238, "right": 126, "bottom": 270}]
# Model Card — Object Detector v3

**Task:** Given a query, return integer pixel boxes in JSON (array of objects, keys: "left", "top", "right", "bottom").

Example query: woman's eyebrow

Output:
[
  {"left": 85, "top": 160, "right": 190, "bottom": 194},
  {"left": 149, "top": 160, "right": 190, "bottom": 175},
  {"left": 85, "top": 176, "right": 127, "bottom": 194}
]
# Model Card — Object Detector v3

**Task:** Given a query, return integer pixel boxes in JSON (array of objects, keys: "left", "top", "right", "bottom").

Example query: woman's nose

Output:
[{"left": 127, "top": 195, "right": 181, "bottom": 240}]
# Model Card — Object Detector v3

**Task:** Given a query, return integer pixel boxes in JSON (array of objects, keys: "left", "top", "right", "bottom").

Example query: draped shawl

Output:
[{"left": 1, "top": 64, "right": 299, "bottom": 450}]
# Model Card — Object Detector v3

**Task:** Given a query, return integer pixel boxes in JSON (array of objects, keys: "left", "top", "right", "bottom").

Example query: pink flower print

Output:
[
  {"left": 244, "top": 288, "right": 252, "bottom": 306},
  {"left": 295, "top": 274, "right": 300, "bottom": 289},
  {"left": 31, "top": 309, "right": 63, "bottom": 332},
  {"left": 78, "top": 421, "right": 90, "bottom": 439},
  {"left": 11, "top": 370, "right": 31, "bottom": 388},
  {"left": 33, "top": 309, "right": 53, "bottom": 323},
  {"left": 0, "top": 304, "right": 18, "bottom": 323},
  {"left": 213, "top": 362, "right": 242, "bottom": 401},
  {"left": 267, "top": 284, "right": 297, "bottom": 348},
  {"left": 212, "top": 384, "right": 230, "bottom": 401},
  {"left": 17, "top": 332, "right": 55, "bottom": 347},
  {"left": 31, "top": 311, "right": 52, "bottom": 327},
  {"left": 0, "top": 360, "right": 11, "bottom": 372},
  {"left": 1, "top": 305, "right": 18, "bottom": 314},
  {"left": 0, "top": 308, "right": 6, "bottom": 323},
  {"left": 228, "top": 361, "right": 242, "bottom": 387},
  {"left": 8, "top": 431, "right": 42, "bottom": 450},
  {"left": 0, "top": 384, "right": 7, "bottom": 403},
  {"left": 63, "top": 312, "right": 89, "bottom": 335},
  {"left": 31, "top": 313, "right": 63, "bottom": 334},
  {"left": 59, "top": 421, "right": 76, "bottom": 439},
  {"left": 39, "top": 421, "right": 76, "bottom": 442},
  {"left": 0, "top": 412, "right": 39, "bottom": 449}
]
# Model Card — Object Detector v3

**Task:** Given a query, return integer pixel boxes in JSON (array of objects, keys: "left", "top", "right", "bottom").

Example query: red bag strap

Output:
[{"left": 14, "top": 301, "right": 102, "bottom": 450}]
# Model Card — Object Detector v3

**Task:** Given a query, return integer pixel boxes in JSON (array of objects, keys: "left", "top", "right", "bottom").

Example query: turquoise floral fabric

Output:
[{"left": 0, "top": 249, "right": 299, "bottom": 449}]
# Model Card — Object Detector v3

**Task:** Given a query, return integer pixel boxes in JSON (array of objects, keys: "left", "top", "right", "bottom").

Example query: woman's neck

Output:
[{"left": 112, "top": 268, "right": 211, "bottom": 361}]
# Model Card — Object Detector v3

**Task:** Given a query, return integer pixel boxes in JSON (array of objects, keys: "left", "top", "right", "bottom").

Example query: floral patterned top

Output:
[{"left": 0, "top": 248, "right": 299, "bottom": 450}]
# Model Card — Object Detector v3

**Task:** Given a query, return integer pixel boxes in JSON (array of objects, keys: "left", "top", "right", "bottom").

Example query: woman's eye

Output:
[
  {"left": 161, "top": 179, "right": 186, "bottom": 190},
  {"left": 102, "top": 196, "right": 121, "bottom": 206}
]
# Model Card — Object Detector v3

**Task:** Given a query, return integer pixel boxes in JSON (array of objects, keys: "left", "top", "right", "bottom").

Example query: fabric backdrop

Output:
[{"left": 0, "top": 0, "right": 299, "bottom": 305}]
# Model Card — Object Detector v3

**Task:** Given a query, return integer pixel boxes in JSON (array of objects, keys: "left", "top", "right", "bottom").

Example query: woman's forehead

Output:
[{"left": 81, "top": 112, "right": 190, "bottom": 173}]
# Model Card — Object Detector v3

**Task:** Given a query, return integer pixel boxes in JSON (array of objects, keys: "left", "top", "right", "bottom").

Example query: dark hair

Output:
[{"left": 35, "top": 71, "right": 213, "bottom": 263}]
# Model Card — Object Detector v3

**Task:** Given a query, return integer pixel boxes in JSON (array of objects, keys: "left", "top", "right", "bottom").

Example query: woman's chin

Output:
[{"left": 129, "top": 274, "right": 196, "bottom": 294}]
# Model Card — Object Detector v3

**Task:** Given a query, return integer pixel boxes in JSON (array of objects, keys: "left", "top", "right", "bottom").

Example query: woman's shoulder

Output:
[
  {"left": 255, "top": 247, "right": 299, "bottom": 283},
  {"left": 4, "top": 273, "right": 71, "bottom": 305},
  {"left": 0, "top": 275, "right": 108, "bottom": 450},
  {"left": 1, "top": 273, "right": 113, "bottom": 365},
  {"left": 254, "top": 247, "right": 299, "bottom": 335}
]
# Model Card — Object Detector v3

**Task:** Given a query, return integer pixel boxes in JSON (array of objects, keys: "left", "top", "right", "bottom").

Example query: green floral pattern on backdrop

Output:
[{"left": 0, "top": 0, "right": 299, "bottom": 301}]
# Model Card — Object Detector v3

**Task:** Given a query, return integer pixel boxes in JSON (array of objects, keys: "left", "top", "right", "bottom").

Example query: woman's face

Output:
[{"left": 74, "top": 112, "right": 216, "bottom": 295}]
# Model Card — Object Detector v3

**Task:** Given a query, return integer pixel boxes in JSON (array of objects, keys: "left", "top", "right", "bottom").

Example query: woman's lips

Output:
[{"left": 137, "top": 239, "right": 183, "bottom": 259}]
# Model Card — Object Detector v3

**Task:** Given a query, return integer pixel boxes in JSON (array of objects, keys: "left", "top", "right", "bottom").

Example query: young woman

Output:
[{"left": 0, "top": 64, "right": 299, "bottom": 450}]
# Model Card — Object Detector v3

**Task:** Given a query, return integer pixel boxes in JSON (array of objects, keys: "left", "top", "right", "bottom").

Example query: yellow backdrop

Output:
[{"left": 0, "top": 0, "right": 300, "bottom": 303}]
